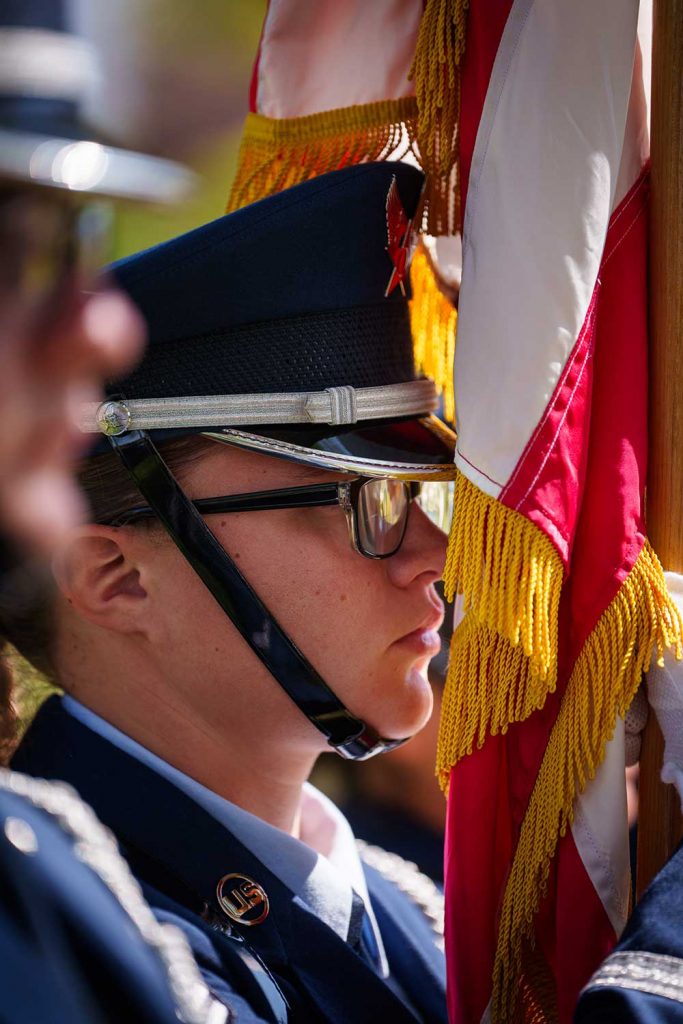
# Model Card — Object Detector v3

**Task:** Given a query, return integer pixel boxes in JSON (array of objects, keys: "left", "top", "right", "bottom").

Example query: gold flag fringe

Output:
[
  {"left": 408, "top": 243, "right": 457, "bottom": 422},
  {"left": 438, "top": 618, "right": 551, "bottom": 788},
  {"left": 490, "top": 539, "right": 683, "bottom": 1023},
  {"left": 226, "top": 98, "right": 419, "bottom": 214},
  {"left": 408, "top": 0, "right": 470, "bottom": 234},
  {"left": 437, "top": 474, "right": 564, "bottom": 787}
]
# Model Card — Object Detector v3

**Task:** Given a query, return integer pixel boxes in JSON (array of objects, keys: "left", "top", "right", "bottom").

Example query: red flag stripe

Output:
[{"left": 458, "top": 0, "right": 514, "bottom": 222}]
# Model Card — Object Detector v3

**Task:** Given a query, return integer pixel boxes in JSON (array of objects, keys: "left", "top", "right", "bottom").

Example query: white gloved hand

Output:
[{"left": 646, "top": 571, "right": 683, "bottom": 811}]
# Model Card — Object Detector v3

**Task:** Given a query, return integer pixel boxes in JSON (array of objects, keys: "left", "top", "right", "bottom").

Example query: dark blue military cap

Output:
[{"left": 86, "top": 162, "right": 455, "bottom": 478}]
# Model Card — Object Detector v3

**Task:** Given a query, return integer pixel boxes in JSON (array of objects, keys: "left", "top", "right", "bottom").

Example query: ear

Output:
[{"left": 52, "top": 525, "right": 149, "bottom": 635}]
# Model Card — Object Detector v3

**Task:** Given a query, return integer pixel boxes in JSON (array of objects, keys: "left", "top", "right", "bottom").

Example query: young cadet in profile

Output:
[
  {"left": 0, "top": 2, "right": 231, "bottom": 1022},
  {"left": 13, "top": 162, "right": 455, "bottom": 1023}
]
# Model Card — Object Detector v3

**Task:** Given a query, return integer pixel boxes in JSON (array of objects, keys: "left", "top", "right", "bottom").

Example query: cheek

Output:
[
  {"left": 217, "top": 511, "right": 387, "bottom": 663},
  {"left": 149, "top": 545, "right": 217, "bottom": 643},
  {"left": 220, "top": 515, "right": 434, "bottom": 737},
  {"left": 156, "top": 512, "right": 433, "bottom": 740}
]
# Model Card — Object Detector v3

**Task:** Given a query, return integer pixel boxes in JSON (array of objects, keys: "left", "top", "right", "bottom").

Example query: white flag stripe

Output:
[
  {"left": 256, "top": 0, "right": 420, "bottom": 119},
  {"left": 454, "top": 0, "right": 639, "bottom": 497},
  {"left": 571, "top": 719, "right": 631, "bottom": 940}
]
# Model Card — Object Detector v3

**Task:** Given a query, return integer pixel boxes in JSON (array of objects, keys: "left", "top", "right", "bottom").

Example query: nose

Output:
[{"left": 386, "top": 498, "right": 447, "bottom": 588}]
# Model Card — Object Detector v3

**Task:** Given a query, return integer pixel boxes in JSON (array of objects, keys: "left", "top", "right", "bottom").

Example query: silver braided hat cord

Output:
[
  {"left": 325, "top": 385, "right": 358, "bottom": 425},
  {"left": 80, "top": 379, "right": 438, "bottom": 434},
  {"left": 356, "top": 839, "right": 445, "bottom": 950}
]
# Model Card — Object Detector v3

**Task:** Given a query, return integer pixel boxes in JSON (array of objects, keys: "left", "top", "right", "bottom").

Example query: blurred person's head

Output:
[
  {"left": 0, "top": 0, "right": 191, "bottom": 759},
  {"left": 0, "top": 0, "right": 191, "bottom": 555},
  {"left": 0, "top": 189, "right": 145, "bottom": 552}
]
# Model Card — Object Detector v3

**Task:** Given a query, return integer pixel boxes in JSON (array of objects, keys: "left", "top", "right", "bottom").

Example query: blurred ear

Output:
[{"left": 52, "top": 526, "right": 149, "bottom": 635}]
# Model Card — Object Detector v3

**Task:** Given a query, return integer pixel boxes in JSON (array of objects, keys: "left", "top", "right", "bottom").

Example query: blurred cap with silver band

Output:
[{"left": 0, "top": 0, "right": 193, "bottom": 203}]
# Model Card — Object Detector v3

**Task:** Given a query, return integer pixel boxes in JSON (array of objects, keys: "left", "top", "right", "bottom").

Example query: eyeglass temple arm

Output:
[
  {"left": 196, "top": 485, "right": 340, "bottom": 516},
  {"left": 111, "top": 484, "right": 340, "bottom": 526}
]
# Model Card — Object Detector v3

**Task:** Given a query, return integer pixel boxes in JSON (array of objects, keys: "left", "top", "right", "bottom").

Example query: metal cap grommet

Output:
[{"left": 96, "top": 400, "right": 131, "bottom": 436}]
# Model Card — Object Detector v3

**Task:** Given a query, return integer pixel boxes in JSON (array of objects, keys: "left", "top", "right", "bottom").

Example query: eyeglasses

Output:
[
  {"left": 0, "top": 188, "right": 110, "bottom": 323},
  {"left": 109, "top": 476, "right": 454, "bottom": 560}
]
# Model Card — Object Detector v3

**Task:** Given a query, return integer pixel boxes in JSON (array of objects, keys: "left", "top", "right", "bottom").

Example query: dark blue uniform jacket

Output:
[
  {"left": 575, "top": 841, "right": 683, "bottom": 1022},
  {"left": 13, "top": 696, "right": 447, "bottom": 1024}
]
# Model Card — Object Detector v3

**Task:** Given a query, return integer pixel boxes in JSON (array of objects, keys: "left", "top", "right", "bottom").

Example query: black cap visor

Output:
[{"left": 204, "top": 414, "right": 456, "bottom": 481}]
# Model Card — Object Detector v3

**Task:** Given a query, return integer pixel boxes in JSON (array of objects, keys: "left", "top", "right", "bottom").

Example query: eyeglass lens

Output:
[
  {"left": 357, "top": 478, "right": 409, "bottom": 557},
  {"left": 358, "top": 479, "right": 454, "bottom": 557},
  {"left": 416, "top": 479, "right": 454, "bottom": 534}
]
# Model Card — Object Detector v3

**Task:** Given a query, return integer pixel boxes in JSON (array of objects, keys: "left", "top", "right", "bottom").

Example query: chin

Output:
[{"left": 372, "top": 660, "right": 435, "bottom": 740}]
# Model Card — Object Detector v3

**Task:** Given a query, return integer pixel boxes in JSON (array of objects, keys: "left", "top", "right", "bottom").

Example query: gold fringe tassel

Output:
[
  {"left": 490, "top": 539, "right": 683, "bottom": 1023},
  {"left": 408, "top": 0, "right": 470, "bottom": 234},
  {"left": 408, "top": 243, "right": 457, "bottom": 422},
  {"left": 437, "top": 474, "right": 564, "bottom": 787},
  {"left": 226, "top": 98, "right": 419, "bottom": 214}
]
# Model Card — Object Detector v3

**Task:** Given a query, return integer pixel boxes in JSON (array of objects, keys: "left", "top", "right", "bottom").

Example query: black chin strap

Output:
[{"left": 107, "top": 429, "right": 407, "bottom": 760}]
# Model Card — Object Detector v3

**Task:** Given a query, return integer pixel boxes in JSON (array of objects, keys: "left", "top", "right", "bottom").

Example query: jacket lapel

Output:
[{"left": 13, "top": 697, "right": 424, "bottom": 1023}]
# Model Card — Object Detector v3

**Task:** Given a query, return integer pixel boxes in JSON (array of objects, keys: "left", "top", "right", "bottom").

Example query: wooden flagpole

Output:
[{"left": 636, "top": 0, "right": 683, "bottom": 898}]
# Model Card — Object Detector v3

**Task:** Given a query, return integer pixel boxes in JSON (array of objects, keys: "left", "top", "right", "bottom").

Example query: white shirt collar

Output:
[{"left": 62, "top": 695, "right": 387, "bottom": 974}]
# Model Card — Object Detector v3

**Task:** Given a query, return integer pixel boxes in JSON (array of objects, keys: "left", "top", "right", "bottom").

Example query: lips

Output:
[{"left": 395, "top": 597, "right": 446, "bottom": 652}]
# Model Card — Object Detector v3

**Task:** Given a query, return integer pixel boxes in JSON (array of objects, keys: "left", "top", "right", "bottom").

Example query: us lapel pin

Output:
[{"left": 216, "top": 872, "right": 270, "bottom": 926}]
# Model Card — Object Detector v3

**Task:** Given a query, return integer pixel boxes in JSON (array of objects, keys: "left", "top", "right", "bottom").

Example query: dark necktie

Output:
[{"left": 347, "top": 890, "right": 382, "bottom": 974}]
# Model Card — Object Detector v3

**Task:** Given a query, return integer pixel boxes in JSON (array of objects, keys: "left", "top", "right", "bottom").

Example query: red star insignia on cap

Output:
[{"left": 385, "top": 175, "right": 416, "bottom": 297}]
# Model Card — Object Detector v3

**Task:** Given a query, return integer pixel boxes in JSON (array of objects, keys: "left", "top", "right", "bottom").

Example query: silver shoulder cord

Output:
[
  {"left": 0, "top": 768, "right": 228, "bottom": 1024},
  {"left": 356, "top": 838, "right": 445, "bottom": 951},
  {"left": 583, "top": 949, "right": 683, "bottom": 1005}
]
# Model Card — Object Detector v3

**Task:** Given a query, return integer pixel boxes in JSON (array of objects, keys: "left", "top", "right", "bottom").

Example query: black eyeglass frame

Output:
[{"left": 106, "top": 477, "right": 423, "bottom": 560}]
